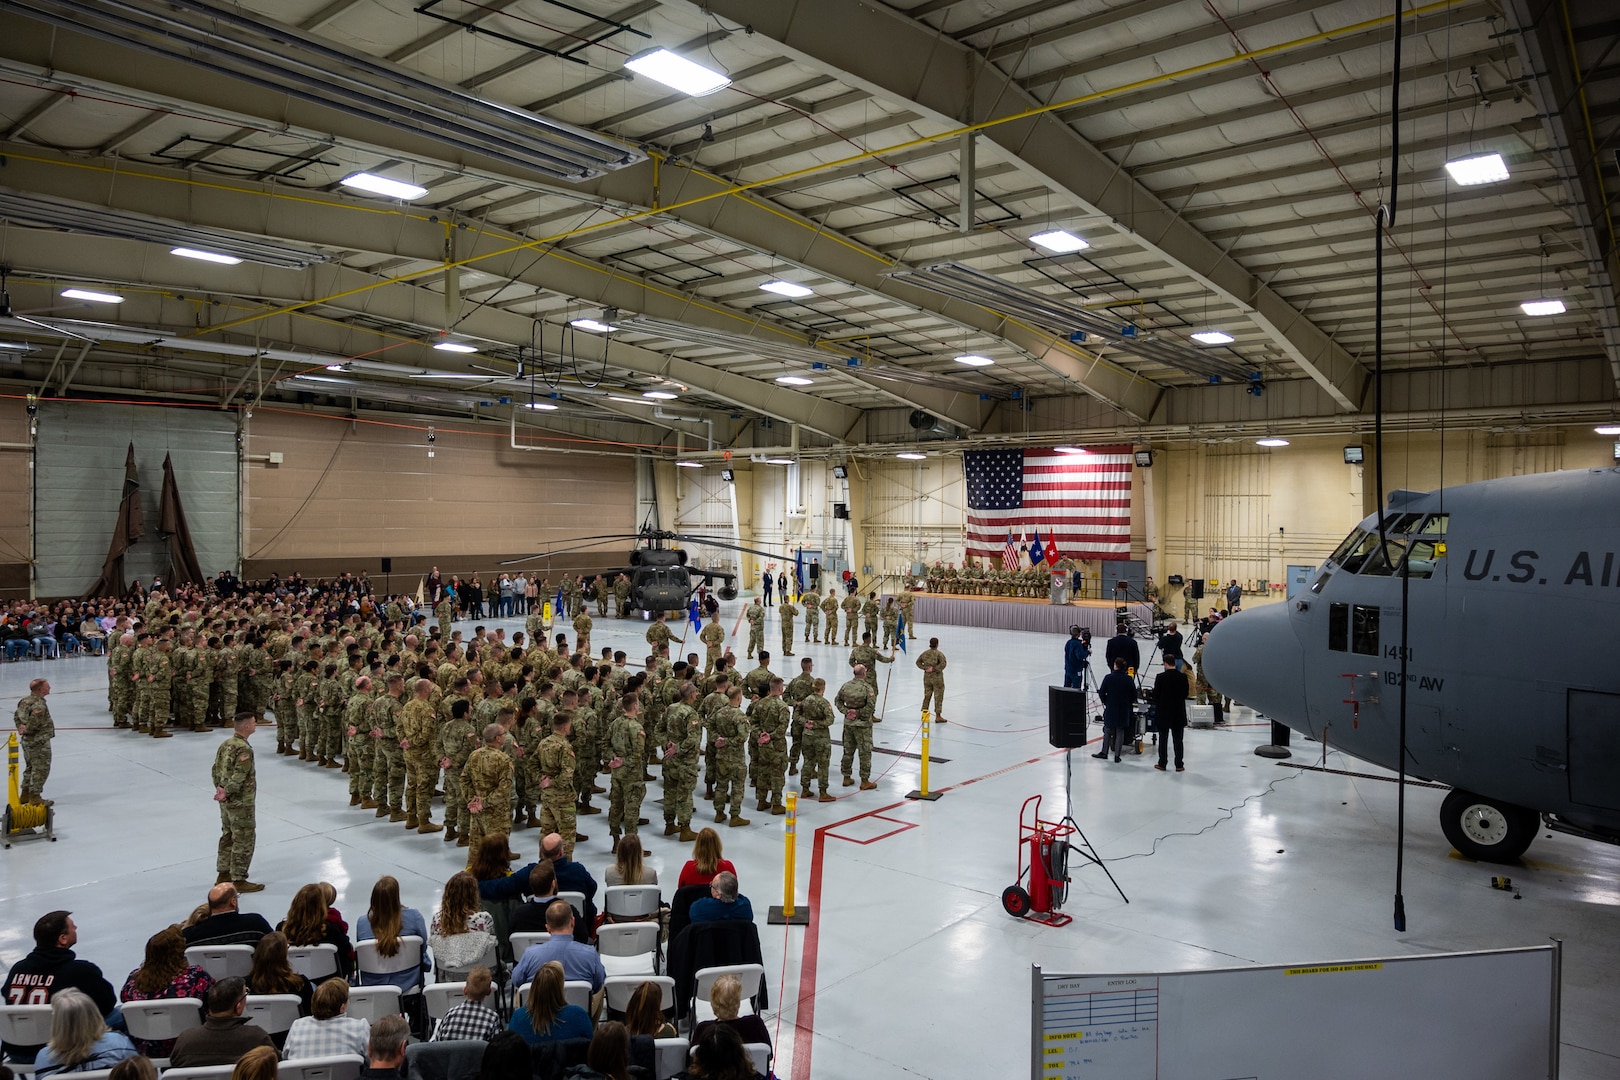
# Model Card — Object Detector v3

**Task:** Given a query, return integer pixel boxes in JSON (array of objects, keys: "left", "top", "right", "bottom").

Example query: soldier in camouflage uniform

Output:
[
  {"left": 748, "top": 678, "right": 791, "bottom": 815},
  {"left": 294, "top": 659, "right": 321, "bottom": 760},
  {"left": 572, "top": 685, "right": 603, "bottom": 817},
  {"left": 646, "top": 612, "right": 674, "bottom": 656},
  {"left": 818, "top": 589, "right": 837, "bottom": 645},
  {"left": 109, "top": 633, "right": 136, "bottom": 727},
  {"left": 710, "top": 686, "right": 751, "bottom": 828},
  {"left": 346, "top": 676, "right": 376, "bottom": 807},
  {"left": 836, "top": 668, "right": 879, "bottom": 791},
  {"left": 699, "top": 613, "right": 725, "bottom": 675},
  {"left": 613, "top": 574, "right": 632, "bottom": 618},
  {"left": 513, "top": 701, "right": 546, "bottom": 829},
  {"left": 778, "top": 597, "right": 798, "bottom": 657},
  {"left": 743, "top": 599, "right": 764, "bottom": 661},
  {"left": 661, "top": 682, "right": 702, "bottom": 841},
  {"left": 915, "top": 637, "right": 948, "bottom": 723},
  {"left": 191, "top": 638, "right": 216, "bottom": 733},
  {"left": 879, "top": 597, "right": 899, "bottom": 650},
  {"left": 898, "top": 591, "right": 917, "bottom": 640},
  {"left": 215, "top": 633, "right": 242, "bottom": 728},
  {"left": 170, "top": 631, "right": 198, "bottom": 731},
  {"left": 785, "top": 658, "right": 815, "bottom": 776},
  {"left": 318, "top": 661, "right": 346, "bottom": 766},
  {"left": 369, "top": 675, "right": 407, "bottom": 822},
  {"left": 438, "top": 698, "right": 477, "bottom": 845},
  {"left": 802, "top": 590, "right": 821, "bottom": 644},
  {"left": 14, "top": 678, "right": 54, "bottom": 805},
  {"left": 848, "top": 632, "right": 893, "bottom": 700},
  {"left": 606, "top": 693, "right": 647, "bottom": 851},
  {"left": 798, "top": 679, "right": 836, "bottom": 802},
  {"left": 461, "top": 723, "right": 514, "bottom": 854},
  {"left": 435, "top": 594, "right": 454, "bottom": 643},
  {"left": 572, "top": 609, "right": 593, "bottom": 657},
  {"left": 212, "top": 713, "right": 261, "bottom": 891},
  {"left": 840, "top": 591, "right": 859, "bottom": 646},
  {"left": 537, "top": 712, "right": 580, "bottom": 856},
  {"left": 138, "top": 637, "right": 175, "bottom": 738},
  {"left": 861, "top": 592, "right": 880, "bottom": 644},
  {"left": 400, "top": 678, "right": 443, "bottom": 833}
]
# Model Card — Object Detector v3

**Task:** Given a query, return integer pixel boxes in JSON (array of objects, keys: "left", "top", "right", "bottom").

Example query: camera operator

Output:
[
  {"left": 1156, "top": 623, "right": 1185, "bottom": 670},
  {"left": 1063, "top": 626, "right": 1092, "bottom": 689}
]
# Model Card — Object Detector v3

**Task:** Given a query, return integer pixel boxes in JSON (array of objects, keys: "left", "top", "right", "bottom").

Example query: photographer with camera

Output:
[{"left": 1063, "top": 625, "right": 1092, "bottom": 689}]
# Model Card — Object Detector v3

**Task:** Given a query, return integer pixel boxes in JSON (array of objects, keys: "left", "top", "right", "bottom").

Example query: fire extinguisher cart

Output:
[{"left": 1002, "top": 792, "right": 1128, "bottom": 925}]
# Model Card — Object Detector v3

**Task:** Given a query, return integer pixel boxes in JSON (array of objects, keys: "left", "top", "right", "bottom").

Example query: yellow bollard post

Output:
[
  {"left": 767, "top": 790, "right": 809, "bottom": 924},
  {"left": 906, "top": 710, "right": 943, "bottom": 801}
]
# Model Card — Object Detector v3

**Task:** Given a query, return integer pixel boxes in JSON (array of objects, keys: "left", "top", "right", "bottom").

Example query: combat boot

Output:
[
  {"left": 456, "top": 835, "right": 470, "bottom": 847},
  {"left": 756, "top": 798, "right": 769, "bottom": 812},
  {"left": 375, "top": 805, "right": 390, "bottom": 817},
  {"left": 728, "top": 814, "right": 751, "bottom": 827},
  {"left": 417, "top": 820, "right": 444, "bottom": 834},
  {"left": 349, "top": 794, "right": 361, "bottom": 806},
  {"left": 324, "top": 758, "right": 341, "bottom": 769},
  {"left": 579, "top": 799, "right": 601, "bottom": 816},
  {"left": 591, "top": 782, "right": 607, "bottom": 794},
  {"left": 714, "top": 809, "right": 727, "bottom": 823},
  {"left": 609, "top": 831, "right": 620, "bottom": 855},
  {"left": 361, "top": 797, "right": 378, "bottom": 810},
  {"left": 192, "top": 723, "right": 209, "bottom": 733},
  {"left": 216, "top": 872, "right": 232, "bottom": 884},
  {"left": 842, "top": 776, "right": 855, "bottom": 787},
  {"left": 818, "top": 793, "right": 837, "bottom": 803},
  {"left": 234, "top": 880, "right": 265, "bottom": 893},
  {"left": 664, "top": 821, "right": 679, "bottom": 836},
  {"left": 389, "top": 810, "right": 407, "bottom": 823},
  {"left": 299, "top": 747, "right": 310, "bottom": 761},
  {"left": 152, "top": 728, "right": 172, "bottom": 738},
  {"left": 444, "top": 827, "right": 458, "bottom": 842},
  {"left": 771, "top": 802, "right": 787, "bottom": 815},
  {"left": 788, "top": 764, "right": 798, "bottom": 775},
  {"left": 404, "top": 815, "right": 419, "bottom": 829},
  {"left": 860, "top": 780, "right": 878, "bottom": 791},
  {"left": 679, "top": 826, "right": 699, "bottom": 842}
]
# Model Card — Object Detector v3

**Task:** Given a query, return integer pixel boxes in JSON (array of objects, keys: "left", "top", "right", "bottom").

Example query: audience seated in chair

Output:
[
  {"left": 30, "top": 988, "right": 139, "bottom": 1078},
  {"left": 429, "top": 967, "right": 501, "bottom": 1043},
  {"left": 691, "top": 975, "right": 770, "bottom": 1052},
  {"left": 229, "top": 1045, "right": 279, "bottom": 1080},
  {"left": 687, "top": 874, "right": 753, "bottom": 925},
  {"left": 119, "top": 925, "right": 214, "bottom": 1059},
  {"left": 1, "top": 911, "right": 119, "bottom": 1063},
  {"left": 507, "top": 962, "right": 592, "bottom": 1046},
  {"left": 354, "top": 876, "right": 430, "bottom": 992},
  {"left": 183, "top": 885, "right": 274, "bottom": 948},
  {"left": 167, "top": 978, "right": 276, "bottom": 1068},
  {"left": 283, "top": 978, "right": 370, "bottom": 1061},
  {"left": 359, "top": 1015, "right": 410, "bottom": 1080},
  {"left": 675, "top": 1023, "right": 764, "bottom": 1080}
]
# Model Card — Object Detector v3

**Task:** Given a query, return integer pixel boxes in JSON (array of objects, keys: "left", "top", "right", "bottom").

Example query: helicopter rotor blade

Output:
[{"left": 667, "top": 533, "right": 797, "bottom": 563}]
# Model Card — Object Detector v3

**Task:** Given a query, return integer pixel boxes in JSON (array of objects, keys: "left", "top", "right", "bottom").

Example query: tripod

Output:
[{"left": 1060, "top": 747, "right": 1129, "bottom": 904}]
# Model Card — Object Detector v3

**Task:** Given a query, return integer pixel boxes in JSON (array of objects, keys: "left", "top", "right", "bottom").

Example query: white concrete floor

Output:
[{"left": 3, "top": 602, "right": 1617, "bottom": 1079}]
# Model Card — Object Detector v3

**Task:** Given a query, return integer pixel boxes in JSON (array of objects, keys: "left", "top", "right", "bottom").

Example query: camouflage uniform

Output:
[
  {"left": 295, "top": 666, "right": 320, "bottom": 759},
  {"left": 190, "top": 646, "right": 215, "bottom": 732},
  {"left": 136, "top": 644, "right": 174, "bottom": 736},
  {"left": 798, "top": 692, "right": 834, "bottom": 798},
  {"left": 573, "top": 611, "right": 593, "bottom": 655},
  {"left": 399, "top": 697, "right": 440, "bottom": 829},
  {"left": 369, "top": 691, "right": 406, "bottom": 818},
  {"left": 645, "top": 621, "right": 673, "bottom": 654},
  {"left": 710, "top": 701, "right": 750, "bottom": 822},
  {"left": 594, "top": 577, "right": 609, "bottom": 617},
  {"left": 744, "top": 604, "right": 764, "bottom": 660},
  {"left": 607, "top": 710, "right": 647, "bottom": 840},
  {"left": 915, "top": 646, "right": 947, "bottom": 719},
  {"left": 785, "top": 671, "right": 815, "bottom": 774},
  {"left": 14, "top": 692, "right": 53, "bottom": 802},
  {"left": 435, "top": 597, "right": 454, "bottom": 642},
  {"left": 835, "top": 677, "right": 877, "bottom": 786},
  {"left": 819, "top": 592, "right": 838, "bottom": 644},
  {"left": 439, "top": 709, "right": 479, "bottom": 843},
  {"left": 514, "top": 716, "right": 545, "bottom": 827},
  {"left": 212, "top": 730, "right": 257, "bottom": 883},
  {"left": 748, "top": 694, "right": 791, "bottom": 812},
  {"left": 860, "top": 597, "right": 880, "bottom": 644},
  {"left": 613, "top": 576, "right": 632, "bottom": 618},
  {"left": 345, "top": 687, "right": 375, "bottom": 805},
  {"left": 778, "top": 601, "right": 798, "bottom": 657},
  {"left": 840, "top": 594, "right": 859, "bottom": 646},
  {"left": 661, "top": 701, "right": 702, "bottom": 836},
  {"left": 699, "top": 621, "right": 724, "bottom": 674},
  {"left": 108, "top": 639, "right": 135, "bottom": 727},
  {"left": 803, "top": 596, "right": 820, "bottom": 643},
  {"left": 848, "top": 643, "right": 891, "bottom": 694},
  {"left": 461, "top": 744, "right": 514, "bottom": 853},
  {"left": 899, "top": 592, "right": 917, "bottom": 639},
  {"left": 879, "top": 601, "right": 899, "bottom": 650},
  {"left": 573, "top": 699, "right": 603, "bottom": 813},
  {"left": 216, "top": 642, "right": 241, "bottom": 726},
  {"left": 170, "top": 641, "right": 198, "bottom": 730},
  {"left": 537, "top": 729, "right": 578, "bottom": 856}
]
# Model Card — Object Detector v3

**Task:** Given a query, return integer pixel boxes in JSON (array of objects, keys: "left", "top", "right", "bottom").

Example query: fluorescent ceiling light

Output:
[
  {"left": 1520, "top": 299, "right": 1566, "bottom": 317},
  {"left": 896, "top": 452, "right": 927, "bottom": 460},
  {"left": 764, "top": 457, "right": 794, "bottom": 465},
  {"left": 1594, "top": 425, "right": 1620, "bottom": 436},
  {"left": 608, "top": 396, "right": 649, "bottom": 405},
  {"left": 170, "top": 247, "right": 242, "bottom": 265},
  {"left": 624, "top": 47, "right": 732, "bottom": 96},
  {"left": 643, "top": 390, "right": 679, "bottom": 400},
  {"left": 61, "top": 288, "right": 124, "bottom": 304},
  {"left": 523, "top": 402, "right": 559, "bottom": 411},
  {"left": 1256, "top": 438, "right": 1290, "bottom": 448},
  {"left": 954, "top": 354, "right": 994, "bottom": 367},
  {"left": 676, "top": 460, "right": 704, "bottom": 468},
  {"left": 570, "top": 318, "right": 617, "bottom": 333},
  {"left": 1192, "top": 330, "right": 1235, "bottom": 345},
  {"left": 1053, "top": 446, "right": 1088, "bottom": 455},
  {"left": 759, "top": 280, "right": 813, "bottom": 298},
  {"left": 340, "top": 172, "right": 428, "bottom": 200},
  {"left": 433, "top": 341, "right": 478, "bottom": 353},
  {"left": 1030, "top": 229, "right": 1089, "bottom": 253},
  {"left": 325, "top": 363, "right": 348, "bottom": 371},
  {"left": 0, "top": 342, "right": 33, "bottom": 351},
  {"left": 775, "top": 375, "right": 813, "bottom": 386},
  {"left": 1444, "top": 152, "right": 1509, "bottom": 186}
]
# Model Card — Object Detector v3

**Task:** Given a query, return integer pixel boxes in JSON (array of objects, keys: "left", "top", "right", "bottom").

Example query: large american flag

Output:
[{"left": 965, "top": 446, "right": 1133, "bottom": 561}]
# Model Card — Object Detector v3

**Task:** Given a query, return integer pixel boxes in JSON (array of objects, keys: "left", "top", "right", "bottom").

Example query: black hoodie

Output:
[{"left": 0, "top": 946, "right": 118, "bottom": 1061}]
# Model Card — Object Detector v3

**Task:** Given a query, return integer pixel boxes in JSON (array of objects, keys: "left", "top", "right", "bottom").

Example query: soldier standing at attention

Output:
[
  {"left": 778, "top": 596, "right": 799, "bottom": 657},
  {"left": 785, "top": 658, "right": 815, "bottom": 776},
  {"left": 594, "top": 575, "right": 610, "bottom": 618},
  {"left": 861, "top": 592, "right": 880, "bottom": 644},
  {"left": 661, "top": 683, "right": 702, "bottom": 841},
  {"left": 798, "top": 679, "right": 836, "bottom": 802},
  {"left": 439, "top": 698, "right": 478, "bottom": 846},
  {"left": 191, "top": 637, "right": 216, "bottom": 734},
  {"left": 699, "top": 611, "right": 725, "bottom": 675},
  {"left": 646, "top": 611, "right": 673, "bottom": 655},
  {"left": 131, "top": 631, "right": 156, "bottom": 735},
  {"left": 840, "top": 590, "right": 859, "bottom": 646},
  {"left": 915, "top": 638, "right": 948, "bottom": 723},
  {"left": 109, "top": 632, "right": 137, "bottom": 727},
  {"left": 898, "top": 590, "right": 917, "bottom": 640},
  {"left": 749, "top": 678, "right": 791, "bottom": 815},
  {"left": 606, "top": 692, "right": 647, "bottom": 853},
  {"left": 836, "top": 667, "right": 879, "bottom": 791},
  {"left": 818, "top": 589, "right": 837, "bottom": 646},
  {"left": 537, "top": 712, "right": 581, "bottom": 857},
  {"left": 848, "top": 632, "right": 893, "bottom": 701},
  {"left": 170, "top": 630, "right": 197, "bottom": 732},
  {"left": 879, "top": 597, "right": 899, "bottom": 651},
  {"left": 213, "top": 713, "right": 261, "bottom": 892},
  {"left": 14, "top": 678, "right": 55, "bottom": 806},
  {"left": 803, "top": 588, "right": 820, "bottom": 644},
  {"left": 613, "top": 573, "right": 632, "bottom": 618},
  {"left": 148, "top": 637, "right": 177, "bottom": 739},
  {"left": 572, "top": 684, "right": 604, "bottom": 818},
  {"left": 572, "top": 607, "right": 593, "bottom": 658},
  {"left": 711, "top": 686, "right": 751, "bottom": 828},
  {"left": 346, "top": 676, "right": 376, "bottom": 808},
  {"left": 370, "top": 675, "right": 407, "bottom": 823},
  {"left": 461, "top": 723, "right": 514, "bottom": 854},
  {"left": 400, "top": 679, "right": 443, "bottom": 834},
  {"left": 744, "top": 599, "right": 765, "bottom": 661}
]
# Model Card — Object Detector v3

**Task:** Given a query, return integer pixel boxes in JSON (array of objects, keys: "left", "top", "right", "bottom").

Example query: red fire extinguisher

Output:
[{"left": 1029, "top": 827, "right": 1057, "bottom": 912}]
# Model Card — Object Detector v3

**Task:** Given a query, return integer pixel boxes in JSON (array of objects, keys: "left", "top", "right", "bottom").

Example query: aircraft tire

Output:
[{"left": 1440, "top": 788, "right": 1538, "bottom": 863}]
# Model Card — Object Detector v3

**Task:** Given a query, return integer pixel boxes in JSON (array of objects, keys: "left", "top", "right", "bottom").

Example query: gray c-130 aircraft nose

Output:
[{"left": 1200, "top": 605, "right": 1308, "bottom": 731}]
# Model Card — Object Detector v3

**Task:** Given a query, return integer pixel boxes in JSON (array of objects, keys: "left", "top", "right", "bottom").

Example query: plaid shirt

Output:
[
  {"left": 282, "top": 1015, "right": 371, "bottom": 1060},
  {"left": 431, "top": 1001, "right": 502, "bottom": 1042}
]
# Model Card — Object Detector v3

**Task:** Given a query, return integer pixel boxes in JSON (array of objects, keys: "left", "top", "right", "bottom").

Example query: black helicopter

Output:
[{"left": 502, "top": 526, "right": 794, "bottom": 615}]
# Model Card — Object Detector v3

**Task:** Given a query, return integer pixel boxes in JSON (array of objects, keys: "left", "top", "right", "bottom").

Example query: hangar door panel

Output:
[
  {"left": 1568, "top": 690, "right": 1620, "bottom": 811},
  {"left": 34, "top": 403, "right": 239, "bottom": 597}
]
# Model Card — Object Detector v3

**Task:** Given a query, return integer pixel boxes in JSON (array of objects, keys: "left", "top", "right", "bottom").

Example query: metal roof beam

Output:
[{"left": 694, "top": 0, "right": 1367, "bottom": 413}]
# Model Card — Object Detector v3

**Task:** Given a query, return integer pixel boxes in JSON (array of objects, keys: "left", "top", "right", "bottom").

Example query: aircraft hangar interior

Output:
[{"left": 0, "top": 1, "right": 1616, "bottom": 1078}]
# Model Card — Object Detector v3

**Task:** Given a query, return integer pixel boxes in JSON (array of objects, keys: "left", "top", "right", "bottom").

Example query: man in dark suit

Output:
[{"left": 1152, "top": 655, "right": 1190, "bottom": 772}]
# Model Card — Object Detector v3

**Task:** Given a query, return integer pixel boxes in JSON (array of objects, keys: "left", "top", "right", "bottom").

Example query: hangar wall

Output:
[{"left": 0, "top": 397, "right": 31, "bottom": 601}]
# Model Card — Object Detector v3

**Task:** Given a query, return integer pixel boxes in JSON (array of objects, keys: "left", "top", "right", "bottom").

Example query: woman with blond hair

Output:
[
  {"left": 429, "top": 871, "right": 497, "bottom": 975},
  {"left": 691, "top": 974, "right": 770, "bottom": 1051},
  {"left": 605, "top": 833, "right": 657, "bottom": 887},
  {"left": 246, "top": 932, "right": 313, "bottom": 1018},
  {"left": 507, "top": 960, "right": 591, "bottom": 1044},
  {"left": 31, "top": 988, "right": 138, "bottom": 1077},
  {"left": 677, "top": 827, "right": 736, "bottom": 889},
  {"left": 229, "top": 1045, "right": 278, "bottom": 1080},
  {"left": 277, "top": 883, "right": 353, "bottom": 978},
  {"left": 120, "top": 926, "right": 214, "bottom": 1058},
  {"left": 355, "top": 875, "right": 429, "bottom": 991}
]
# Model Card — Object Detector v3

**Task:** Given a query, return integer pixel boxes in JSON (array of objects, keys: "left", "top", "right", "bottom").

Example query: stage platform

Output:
[{"left": 911, "top": 594, "right": 1151, "bottom": 636}]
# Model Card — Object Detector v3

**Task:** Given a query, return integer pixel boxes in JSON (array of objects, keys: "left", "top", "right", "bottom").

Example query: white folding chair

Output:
[
  {"left": 355, "top": 935, "right": 424, "bottom": 994},
  {"left": 56, "top": 1071, "right": 113, "bottom": 1080},
  {"left": 652, "top": 1037, "right": 690, "bottom": 1080},
  {"left": 596, "top": 923, "right": 659, "bottom": 978},
  {"left": 556, "top": 891, "right": 587, "bottom": 920},
  {"left": 603, "top": 885, "right": 661, "bottom": 921},
  {"left": 244, "top": 994, "right": 303, "bottom": 1035},
  {"left": 562, "top": 980, "right": 592, "bottom": 1013},
  {"left": 163, "top": 1066, "right": 238, "bottom": 1080},
  {"left": 344, "top": 985, "right": 403, "bottom": 1023},
  {"left": 508, "top": 931, "right": 550, "bottom": 957},
  {"left": 605, "top": 975, "right": 675, "bottom": 1017},
  {"left": 742, "top": 1043, "right": 772, "bottom": 1076},
  {"left": 183, "top": 944, "right": 256, "bottom": 980},
  {"left": 276, "top": 1054, "right": 364, "bottom": 1080},
  {"left": 0, "top": 1004, "right": 55, "bottom": 1053},
  {"left": 422, "top": 981, "right": 469, "bottom": 1021},
  {"left": 120, "top": 996, "right": 204, "bottom": 1064},
  {"left": 287, "top": 944, "right": 340, "bottom": 981},
  {"left": 692, "top": 964, "right": 766, "bottom": 1024},
  {"left": 436, "top": 937, "right": 498, "bottom": 983}
]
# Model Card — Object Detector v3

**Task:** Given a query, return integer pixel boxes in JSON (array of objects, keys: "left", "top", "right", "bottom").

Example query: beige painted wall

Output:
[
  {"left": 0, "top": 397, "right": 30, "bottom": 599},
  {"left": 241, "top": 408, "right": 635, "bottom": 582}
]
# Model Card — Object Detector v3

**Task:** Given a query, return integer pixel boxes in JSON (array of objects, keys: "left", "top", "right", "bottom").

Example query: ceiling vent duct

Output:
[{"left": 908, "top": 409, "right": 958, "bottom": 440}]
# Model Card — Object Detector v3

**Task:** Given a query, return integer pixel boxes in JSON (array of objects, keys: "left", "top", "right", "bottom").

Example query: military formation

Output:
[
  {"left": 925, "top": 556, "right": 1080, "bottom": 597},
  {"left": 77, "top": 579, "right": 929, "bottom": 879}
]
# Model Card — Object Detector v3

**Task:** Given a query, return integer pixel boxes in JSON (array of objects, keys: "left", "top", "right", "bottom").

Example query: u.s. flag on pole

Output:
[
  {"left": 965, "top": 446, "right": 1132, "bottom": 561},
  {"left": 1002, "top": 531, "right": 1019, "bottom": 570}
]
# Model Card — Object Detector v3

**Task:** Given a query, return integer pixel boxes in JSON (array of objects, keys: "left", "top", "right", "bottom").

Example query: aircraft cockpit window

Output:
[
  {"left": 1328, "top": 603, "right": 1349, "bottom": 652},
  {"left": 1338, "top": 531, "right": 1383, "bottom": 574},
  {"left": 1351, "top": 604, "right": 1380, "bottom": 656},
  {"left": 1309, "top": 571, "right": 1331, "bottom": 594},
  {"left": 1328, "top": 529, "right": 1367, "bottom": 566},
  {"left": 1414, "top": 513, "right": 1448, "bottom": 536},
  {"left": 1357, "top": 538, "right": 1408, "bottom": 577}
]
